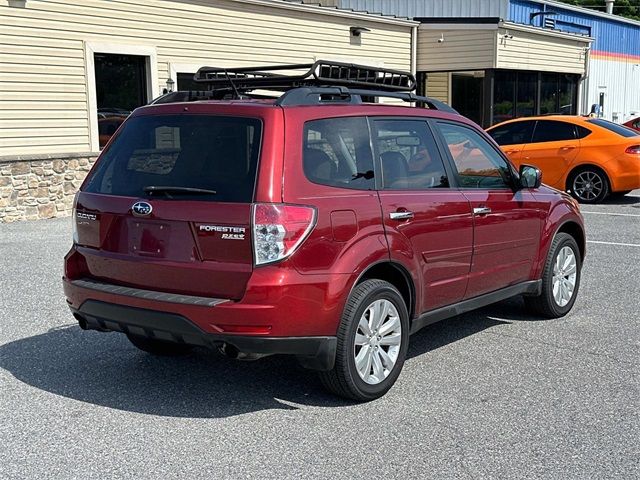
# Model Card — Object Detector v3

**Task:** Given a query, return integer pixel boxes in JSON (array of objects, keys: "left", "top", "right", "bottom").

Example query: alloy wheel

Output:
[
  {"left": 573, "top": 171, "right": 604, "bottom": 202},
  {"left": 552, "top": 246, "right": 577, "bottom": 307},
  {"left": 353, "top": 299, "right": 402, "bottom": 385}
]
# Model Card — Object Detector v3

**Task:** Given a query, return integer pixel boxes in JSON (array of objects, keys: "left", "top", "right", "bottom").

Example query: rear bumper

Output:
[
  {"left": 64, "top": 249, "right": 352, "bottom": 337},
  {"left": 71, "top": 299, "right": 337, "bottom": 370},
  {"left": 606, "top": 157, "right": 640, "bottom": 192}
]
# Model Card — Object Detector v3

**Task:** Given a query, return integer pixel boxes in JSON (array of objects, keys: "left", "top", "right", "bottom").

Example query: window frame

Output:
[
  {"left": 369, "top": 116, "right": 453, "bottom": 191},
  {"left": 85, "top": 42, "right": 159, "bottom": 152},
  {"left": 431, "top": 120, "right": 518, "bottom": 191}
]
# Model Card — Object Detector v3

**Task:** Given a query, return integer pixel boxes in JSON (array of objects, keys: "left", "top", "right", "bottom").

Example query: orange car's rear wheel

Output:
[{"left": 568, "top": 167, "right": 609, "bottom": 204}]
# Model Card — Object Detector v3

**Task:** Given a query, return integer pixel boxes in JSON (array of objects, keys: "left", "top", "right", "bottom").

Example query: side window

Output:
[
  {"left": 487, "top": 121, "right": 535, "bottom": 146},
  {"left": 576, "top": 125, "right": 592, "bottom": 139},
  {"left": 532, "top": 120, "right": 577, "bottom": 143},
  {"left": 436, "top": 122, "right": 512, "bottom": 189},
  {"left": 303, "top": 117, "right": 374, "bottom": 190},
  {"left": 374, "top": 119, "right": 449, "bottom": 190}
]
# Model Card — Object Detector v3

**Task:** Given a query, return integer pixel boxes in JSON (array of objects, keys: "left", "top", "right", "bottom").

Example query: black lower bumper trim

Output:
[{"left": 73, "top": 300, "right": 336, "bottom": 371}]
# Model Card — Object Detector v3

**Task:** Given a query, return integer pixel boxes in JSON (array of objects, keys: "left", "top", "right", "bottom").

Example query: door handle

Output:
[
  {"left": 390, "top": 211, "right": 414, "bottom": 221},
  {"left": 473, "top": 207, "right": 492, "bottom": 216},
  {"left": 505, "top": 150, "right": 519, "bottom": 155},
  {"left": 560, "top": 146, "right": 576, "bottom": 150}
]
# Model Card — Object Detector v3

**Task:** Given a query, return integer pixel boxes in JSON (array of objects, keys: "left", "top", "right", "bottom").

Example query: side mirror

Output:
[{"left": 519, "top": 165, "right": 542, "bottom": 189}]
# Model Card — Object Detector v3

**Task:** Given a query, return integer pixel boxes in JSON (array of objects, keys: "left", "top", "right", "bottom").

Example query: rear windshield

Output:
[
  {"left": 84, "top": 115, "right": 262, "bottom": 202},
  {"left": 586, "top": 119, "right": 639, "bottom": 138}
]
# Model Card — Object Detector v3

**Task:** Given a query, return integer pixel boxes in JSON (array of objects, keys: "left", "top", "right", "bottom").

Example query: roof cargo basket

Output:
[
  {"left": 150, "top": 60, "right": 457, "bottom": 114},
  {"left": 193, "top": 60, "right": 416, "bottom": 92}
]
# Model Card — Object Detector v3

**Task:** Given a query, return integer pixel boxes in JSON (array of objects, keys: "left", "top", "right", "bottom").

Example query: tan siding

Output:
[
  {"left": 417, "top": 28, "right": 495, "bottom": 72},
  {"left": 426, "top": 72, "right": 449, "bottom": 103},
  {"left": 496, "top": 29, "right": 587, "bottom": 74},
  {"left": 0, "top": 0, "right": 412, "bottom": 157}
]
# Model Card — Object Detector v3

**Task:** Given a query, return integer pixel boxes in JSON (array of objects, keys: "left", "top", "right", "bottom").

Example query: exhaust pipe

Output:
[{"left": 218, "top": 343, "right": 268, "bottom": 361}]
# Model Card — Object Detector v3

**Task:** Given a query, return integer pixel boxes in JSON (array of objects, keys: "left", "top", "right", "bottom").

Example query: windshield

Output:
[
  {"left": 586, "top": 119, "right": 640, "bottom": 138},
  {"left": 84, "top": 115, "right": 262, "bottom": 202}
]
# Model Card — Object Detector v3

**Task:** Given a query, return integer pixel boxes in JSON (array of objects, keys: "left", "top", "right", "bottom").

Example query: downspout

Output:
[
  {"left": 579, "top": 45, "right": 591, "bottom": 115},
  {"left": 411, "top": 24, "right": 417, "bottom": 76},
  {"left": 411, "top": 23, "right": 418, "bottom": 105}
]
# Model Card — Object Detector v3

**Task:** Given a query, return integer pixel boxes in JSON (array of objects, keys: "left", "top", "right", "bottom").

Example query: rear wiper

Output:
[{"left": 143, "top": 186, "right": 217, "bottom": 197}]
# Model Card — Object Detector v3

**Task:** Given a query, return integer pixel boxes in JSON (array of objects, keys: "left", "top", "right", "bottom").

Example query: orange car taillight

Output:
[
  {"left": 252, "top": 203, "right": 316, "bottom": 266},
  {"left": 625, "top": 145, "right": 640, "bottom": 155}
]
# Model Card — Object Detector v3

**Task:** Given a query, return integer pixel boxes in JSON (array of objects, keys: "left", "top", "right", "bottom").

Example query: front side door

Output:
[
  {"left": 373, "top": 118, "right": 474, "bottom": 313},
  {"left": 521, "top": 120, "right": 581, "bottom": 188},
  {"left": 434, "top": 121, "right": 544, "bottom": 299},
  {"left": 486, "top": 119, "right": 536, "bottom": 168}
]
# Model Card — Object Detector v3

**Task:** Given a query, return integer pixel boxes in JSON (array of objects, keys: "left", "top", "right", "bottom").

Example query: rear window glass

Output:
[
  {"left": 587, "top": 119, "right": 640, "bottom": 138},
  {"left": 84, "top": 115, "right": 262, "bottom": 202}
]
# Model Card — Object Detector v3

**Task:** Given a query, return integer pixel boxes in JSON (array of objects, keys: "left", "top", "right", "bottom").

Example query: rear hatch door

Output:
[{"left": 74, "top": 112, "right": 263, "bottom": 300}]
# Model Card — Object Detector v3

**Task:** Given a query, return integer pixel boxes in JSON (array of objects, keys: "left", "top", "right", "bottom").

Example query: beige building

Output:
[
  {"left": 0, "top": 0, "right": 417, "bottom": 222},
  {"left": 417, "top": 20, "right": 592, "bottom": 127}
]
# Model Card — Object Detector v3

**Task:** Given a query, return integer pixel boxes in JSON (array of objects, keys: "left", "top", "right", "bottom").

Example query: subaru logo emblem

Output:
[{"left": 132, "top": 201, "right": 153, "bottom": 217}]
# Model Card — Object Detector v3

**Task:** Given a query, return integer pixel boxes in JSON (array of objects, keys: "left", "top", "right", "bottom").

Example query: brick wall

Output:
[{"left": 0, "top": 154, "right": 98, "bottom": 223}]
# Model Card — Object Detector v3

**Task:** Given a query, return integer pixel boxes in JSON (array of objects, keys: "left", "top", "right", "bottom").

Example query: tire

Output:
[
  {"left": 319, "top": 279, "right": 410, "bottom": 401},
  {"left": 568, "top": 167, "right": 609, "bottom": 204},
  {"left": 126, "top": 334, "right": 192, "bottom": 356},
  {"left": 525, "top": 233, "right": 581, "bottom": 318}
]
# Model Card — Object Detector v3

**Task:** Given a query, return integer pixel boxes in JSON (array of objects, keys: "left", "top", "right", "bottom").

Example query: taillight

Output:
[
  {"left": 71, "top": 193, "right": 79, "bottom": 244},
  {"left": 252, "top": 203, "right": 316, "bottom": 266},
  {"left": 625, "top": 145, "right": 640, "bottom": 155}
]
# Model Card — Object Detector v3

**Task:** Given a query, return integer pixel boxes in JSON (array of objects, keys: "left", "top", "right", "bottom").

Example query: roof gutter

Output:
[
  {"left": 526, "top": 0, "right": 640, "bottom": 28},
  {"left": 226, "top": 0, "right": 419, "bottom": 27},
  {"left": 499, "top": 21, "right": 594, "bottom": 43}
]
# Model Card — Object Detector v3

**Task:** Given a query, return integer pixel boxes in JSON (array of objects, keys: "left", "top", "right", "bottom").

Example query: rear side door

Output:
[
  {"left": 374, "top": 118, "right": 474, "bottom": 313},
  {"left": 487, "top": 120, "right": 536, "bottom": 168},
  {"left": 521, "top": 120, "right": 580, "bottom": 188},
  {"left": 433, "top": 121, "right": 544, "bottom": 299}
]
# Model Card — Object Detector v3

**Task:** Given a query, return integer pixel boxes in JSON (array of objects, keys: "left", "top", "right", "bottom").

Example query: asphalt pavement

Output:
[{"left": 1, "top": 191, "right": 639, "bottom": 479}]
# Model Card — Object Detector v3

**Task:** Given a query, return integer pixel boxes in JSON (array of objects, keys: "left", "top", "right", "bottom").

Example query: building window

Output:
[
  {"left": 516, "top": 72, "right": 537, "bottom": 117},
  {"left": 85, "top": 43, "right": 158, "bottom": 152},
  {"left": 451, "top": 73, "right": 484, "bottom": 126},
  {"left": 491, "top": 70, "right": 579, "bottom": 125},
  {"left": 493, "top": 70, "right": 516, "bottom": 125},
  {"left": 177, "top": 72, "right": 199, "bottom": 91},
  {"left": 94, "top": 53, "right": 148, "bottom": 148}
]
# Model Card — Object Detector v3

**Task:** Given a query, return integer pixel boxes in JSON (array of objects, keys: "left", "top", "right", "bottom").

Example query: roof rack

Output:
[
  {"left": 149, "top": 60, "right": 458, "bottom": 114},
  {"left": 151, "top": 87, "right": 457, "bottom": 114},
  {"left": 193, "top": 60, "right": 416, "bottom": 92}
]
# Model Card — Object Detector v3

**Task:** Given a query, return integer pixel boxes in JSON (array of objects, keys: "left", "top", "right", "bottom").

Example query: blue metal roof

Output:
[{"left": 509, "top": 0, "right": 640, "bottom": 57}]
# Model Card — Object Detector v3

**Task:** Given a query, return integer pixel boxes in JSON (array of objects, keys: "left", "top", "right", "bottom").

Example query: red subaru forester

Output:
[{"left": 63, "top": 62, "right": 585, "bottom": 401}]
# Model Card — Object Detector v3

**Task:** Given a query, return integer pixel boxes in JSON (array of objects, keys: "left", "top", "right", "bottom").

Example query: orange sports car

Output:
[{"left": 487, "top": 115, "right": 640, "bottom": 203}]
